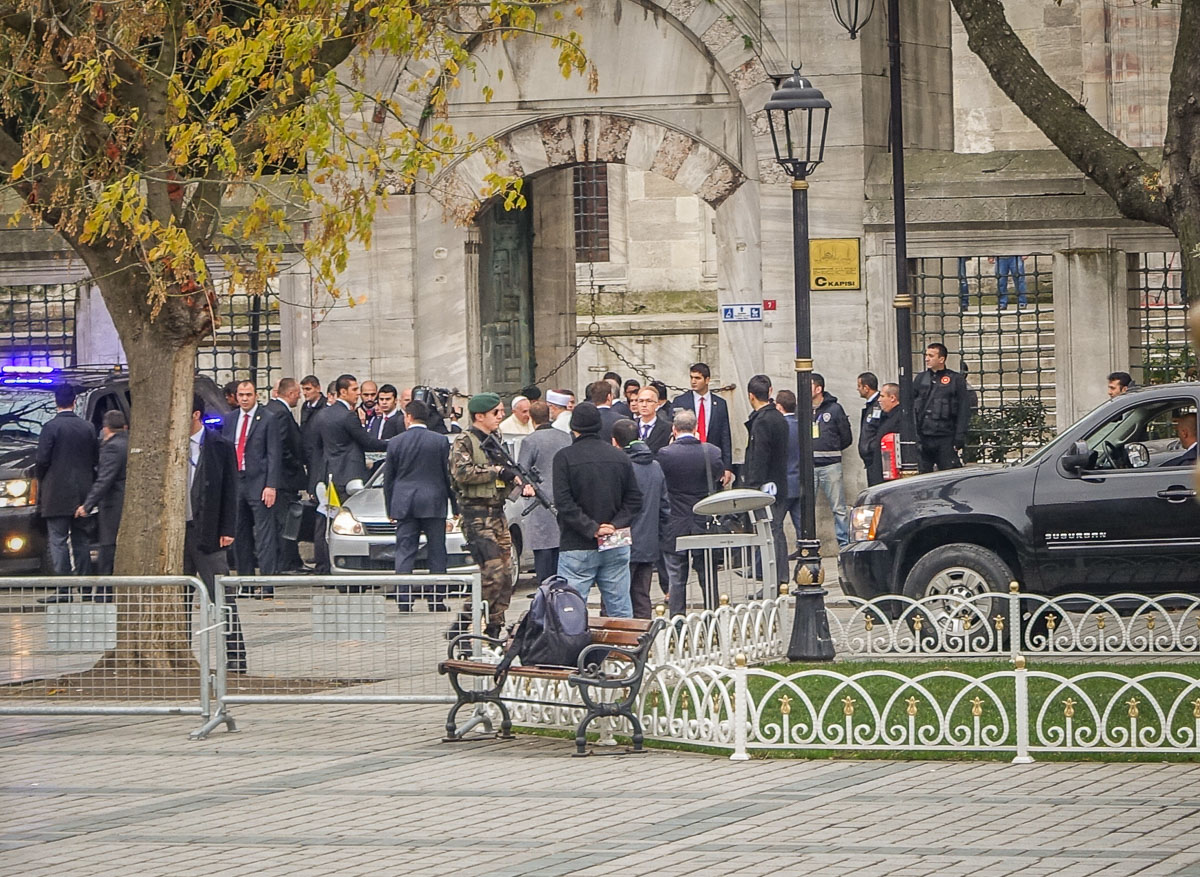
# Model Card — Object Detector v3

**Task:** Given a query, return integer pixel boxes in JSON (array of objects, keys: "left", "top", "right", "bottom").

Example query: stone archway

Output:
[{"left": 421, "top": 112, "right": 763, "bottom": 409}]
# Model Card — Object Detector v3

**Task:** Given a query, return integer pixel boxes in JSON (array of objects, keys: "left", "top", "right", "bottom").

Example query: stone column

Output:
[
  {"left": 530, "top": 168, "right": 577, "bottom": 392},
  {"left": 1053, "top": 248, "right": 1128, "bottom": 427}
]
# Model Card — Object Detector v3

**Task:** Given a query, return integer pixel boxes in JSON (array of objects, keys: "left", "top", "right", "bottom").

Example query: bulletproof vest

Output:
[{"left": 454, "top": 432, "right": 505, "bottom": 503}]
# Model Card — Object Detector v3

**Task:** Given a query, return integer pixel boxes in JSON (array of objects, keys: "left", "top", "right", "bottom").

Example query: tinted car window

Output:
[
  {"left": 1081, "top": 397, "right": 1191, "bottom": 469},
  {"left": 0, "top": 388, "right": 57, "bottom": 438}
]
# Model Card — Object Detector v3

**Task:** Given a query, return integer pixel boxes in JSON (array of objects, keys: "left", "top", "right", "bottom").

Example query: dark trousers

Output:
[
  {"left": 183, "top": 522, "right": 246, "bottom": 670},
  {"left": 233, "top": 477, "right": 279, "bottom": 579},
  {"left": 45, "top": 516, "right": 91, "bottom": 577},
  {"left": 629, "top": 561, "right": 655, "bottom": 619},
  {"left": 918, "top": 436, "right": 962, "bottom": 473},
  {"left": 533, "top": 547, "right": 559, "bottom": 584},
  {"left": 272, "top": 491, "right": 304, "bottom": 571},
  {"left": 313, "top": 515, "right": 331, "bottom": 574},
  {"left": 665, "top": 549, "right": 718, "bottom": 618},
  {"left": 394, "top": 516, "right": 447, "bottom": 610}
]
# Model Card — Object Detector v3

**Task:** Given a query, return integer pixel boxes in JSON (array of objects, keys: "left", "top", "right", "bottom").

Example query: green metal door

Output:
[{"left": 477, "top": 198, "right": 534, "bottom": 398}]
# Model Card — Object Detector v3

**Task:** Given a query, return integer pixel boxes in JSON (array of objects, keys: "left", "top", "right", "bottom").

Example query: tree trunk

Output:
[{"left": 89, "top": 269, "right": 207, "bottom": 672}]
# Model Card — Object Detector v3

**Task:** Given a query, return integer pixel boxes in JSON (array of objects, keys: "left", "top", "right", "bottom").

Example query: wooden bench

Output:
[{"left": 438, "top": 616, "right": 665, "bottom": 755}]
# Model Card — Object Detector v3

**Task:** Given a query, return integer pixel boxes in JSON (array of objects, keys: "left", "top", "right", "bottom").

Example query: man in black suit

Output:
[
  {"left": 875, "top": 383, "right": 903, "bottom": 479},
  {"left": 315, "top": 374, "right": 389, "bottom": 497},
  {"left": 587, "top": 380, "right": 632, "bottom": 442},
  {"left": 613, "top": 378, "right": 640, "bottom": 418},
  {"left": 268, "top": 377, "right": 308, "bottom": 573},
  {"left": 384, "top": 400, "right": 453, "bottom": 611},
  {"left": 366, "top": 383, "right": 406, "bottom": 441},
  {"left": 633, "top": 386, "right": 671, "bottom": 454},
  {"left": 672, "top": 362, "right": 733, "bottom": 486},
  {"left": 185, "top": 395, "right": 246, "bottom": 671},
  {"left": 742, "top": 375, "right": 790, "bottom": 588},
  {"left": 223, "top": 380, "right": 283, "bottom": 589},
  {"left": 304, "top": 382, "right": 337, "bottom": 575},
  {"left": 300, "top": 375, "right": 326, "bottom": 427},
  {"left": 857, "top": 372, "right": 886, "bottom": 487},
  {"left": 76, "top": 410, "right": 128, "bottom": 589},
  {"left": 36, "top": 383, "right": 98, "bottom": 602},
  {"left": 657, "top": 409, "right": 724, "bottom": 617}
]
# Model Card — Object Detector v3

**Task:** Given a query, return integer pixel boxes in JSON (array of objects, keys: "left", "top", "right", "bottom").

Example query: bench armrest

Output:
[
  {"left": 444, "top": 633, "right": 506, "bottom": 662},
  {"left": 569, "top": 643, "right": 644, "bottom": 687}
]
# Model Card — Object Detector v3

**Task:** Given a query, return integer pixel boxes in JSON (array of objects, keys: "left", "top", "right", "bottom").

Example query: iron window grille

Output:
[
  {"left": 911, "top": 255, "right": 1056, "bottom": 464},
  {"left": 195, "top": 281, "right": 282, "bottom": 392},
  {"left": 1128, "top": 252, "right": 1192, "bottom": 385},
  {"left": 573, "top": 162, "right": 610, "bottom": 263},
  {"left": 0, "top": 282, "right": 79, "bottom": 367}
]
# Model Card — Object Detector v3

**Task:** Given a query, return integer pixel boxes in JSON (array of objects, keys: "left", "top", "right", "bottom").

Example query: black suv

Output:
[
  {"left": 0, "top": 368, "right": 227, "bottom": 573},
  {"left": 839, "top": 382, "right": 1200, "bottom": 602}
]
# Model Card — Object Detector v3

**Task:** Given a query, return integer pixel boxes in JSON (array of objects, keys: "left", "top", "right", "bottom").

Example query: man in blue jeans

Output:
[
  {"left": 552, "top": 402, "right": 643, "bottom": 617},
  {"left": 994, "top": 255, "right": 1028, "bottom": 310}
]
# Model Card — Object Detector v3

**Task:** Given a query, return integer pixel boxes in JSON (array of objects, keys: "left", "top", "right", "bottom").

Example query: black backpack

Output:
[{"left": 495, "top": 577, "right": 591, "bottom": 674}]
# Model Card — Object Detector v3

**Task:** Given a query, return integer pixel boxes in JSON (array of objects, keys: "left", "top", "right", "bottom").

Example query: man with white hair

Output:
[{"left": 499, "top": 395, "right": 534, "bottom": 437}]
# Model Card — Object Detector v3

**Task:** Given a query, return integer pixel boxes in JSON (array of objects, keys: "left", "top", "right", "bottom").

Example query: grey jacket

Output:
[
  {"left": 516, "top": 424, "right": 571, "bottom": 551},
  {"left": 625, "top": 441, "right": 670, "bottom": 564}
]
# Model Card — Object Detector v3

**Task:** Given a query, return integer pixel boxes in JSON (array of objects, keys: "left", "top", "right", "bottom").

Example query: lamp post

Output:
[
  {"left": 831, "top": 0, "right": 919, "bottom": 475},
  {"left": 764, "top": 70, "right": 835, "bottom": 662}
]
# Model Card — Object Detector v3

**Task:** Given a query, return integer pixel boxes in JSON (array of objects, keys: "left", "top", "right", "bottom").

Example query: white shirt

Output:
[
  {"left": 552, "top": 410, "right": 572, "bottom": 433},
  {"left": 186, "top": 429, "right": 203, "bottom": 521}
]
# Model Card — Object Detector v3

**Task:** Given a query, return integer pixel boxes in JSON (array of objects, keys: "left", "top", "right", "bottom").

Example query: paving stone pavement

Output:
[{"left": 4, "top": 703, "right": 1200, "bottom": 876}]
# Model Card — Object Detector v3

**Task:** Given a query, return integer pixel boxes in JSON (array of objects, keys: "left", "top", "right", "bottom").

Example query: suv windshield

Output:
[{"left": 0, "top": 388, "right": 57, "bottom": 439}]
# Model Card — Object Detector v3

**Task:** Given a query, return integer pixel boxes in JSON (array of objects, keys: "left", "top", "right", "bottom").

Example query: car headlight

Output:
[
  {"left": 0, "top": 479, "right": 33, "bottom": 507},
  {"left": 330, "top": 508, "right": 364, "bottom": 536},
  {"left": 849, "top": 505, "right": 882, "bottom": 542}
]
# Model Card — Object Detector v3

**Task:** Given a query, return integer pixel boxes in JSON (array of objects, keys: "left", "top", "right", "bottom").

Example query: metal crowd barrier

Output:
[
  {"left": 200, "top": 573, "right": 483, "bottom": 738},
  {"left": 673, "top": 490, "right": 780, "bottom": 610},
  {"left": 0, "top": 576, "right": 218, "bottom": 736}
]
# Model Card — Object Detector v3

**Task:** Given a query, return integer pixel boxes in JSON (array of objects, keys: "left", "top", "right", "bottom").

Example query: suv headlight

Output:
[
  {"left": 849, "top": 505, "right": 882, "bottom": 542},
  {"left": 0, "top": 478, "right": 33, "bottom": 508},
  {"left": 331, "top": 508, "right": 365, "bottom": 536}
]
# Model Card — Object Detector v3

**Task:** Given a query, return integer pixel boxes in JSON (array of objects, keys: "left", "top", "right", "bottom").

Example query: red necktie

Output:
[
  {"left": 697, "top": 396, "right": 707, "bottom": 443},
  {"left": 236, "top": 412, "right": 250, "bottom": 471}
]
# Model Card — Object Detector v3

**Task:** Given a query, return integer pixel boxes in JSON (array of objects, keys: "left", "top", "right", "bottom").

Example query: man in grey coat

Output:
[
  {"left": 612, "top": 419, "right": 670, "bottom": 619},
  {"left": 518, "top": 400, "right": 571, "bottom": 583},
  {"left": 76, "top": 410, "right": 129, "bottom": 589}
]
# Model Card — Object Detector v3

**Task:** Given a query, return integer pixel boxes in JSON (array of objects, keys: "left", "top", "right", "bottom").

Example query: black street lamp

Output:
[
  {"left": 831, "top": 0, "right": 919, "bottom": 475},
  {"left": 764, "top": 70, "right": 835, "bottom": 662}
]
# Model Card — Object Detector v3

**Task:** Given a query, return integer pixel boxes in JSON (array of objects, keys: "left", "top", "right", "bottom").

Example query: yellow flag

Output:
[{"left": 326, "top": 477, "right": 341, "bottom": 509}]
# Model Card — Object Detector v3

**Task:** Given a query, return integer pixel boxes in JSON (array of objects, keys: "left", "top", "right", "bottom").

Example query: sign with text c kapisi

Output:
[{"left": 810, "top": 238, "right": 861, "bottom": 290}]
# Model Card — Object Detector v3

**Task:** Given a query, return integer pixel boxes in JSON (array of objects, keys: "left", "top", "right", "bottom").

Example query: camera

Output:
[{"left": 411, "top": 385, "right": 454, "bottom": 433}]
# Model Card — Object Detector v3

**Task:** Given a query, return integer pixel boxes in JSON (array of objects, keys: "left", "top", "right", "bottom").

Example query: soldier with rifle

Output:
[{"left": 448, "top": 393, "right": 522, "bottom": 639}]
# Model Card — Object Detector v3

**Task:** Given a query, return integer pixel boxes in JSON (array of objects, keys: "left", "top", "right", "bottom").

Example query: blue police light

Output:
[
  {"left": 0, "top": 365, "right": 57, "bottom": 374},
  {"left": 1, "top": 377, "right": 54, "bottom": 385},
  {"left": 202, "top": 415, "right": 224, "bottom": 426}
]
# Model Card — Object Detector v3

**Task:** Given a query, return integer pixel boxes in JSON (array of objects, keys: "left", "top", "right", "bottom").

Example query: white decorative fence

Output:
[{"left": 500, "top": 586, "right": 1200, "bottom": 760}]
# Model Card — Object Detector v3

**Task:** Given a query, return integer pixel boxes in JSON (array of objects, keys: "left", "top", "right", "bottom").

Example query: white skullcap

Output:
[{"left": 510, "top": 395, "right": 528, "bottom": 406}]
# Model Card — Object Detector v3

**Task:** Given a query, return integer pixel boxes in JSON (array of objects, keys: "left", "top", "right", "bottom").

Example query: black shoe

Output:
[{"left": 37, "top": 594, "right": 73, "bottom": 605}]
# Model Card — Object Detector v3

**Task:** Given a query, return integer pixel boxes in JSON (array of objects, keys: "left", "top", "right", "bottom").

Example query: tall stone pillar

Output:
[
  {"left": 530, "top": 168, "right": 577, "bottom": 393},
  {"left": 1053, "top": 248, "right": 1129, "bottom": 426}
]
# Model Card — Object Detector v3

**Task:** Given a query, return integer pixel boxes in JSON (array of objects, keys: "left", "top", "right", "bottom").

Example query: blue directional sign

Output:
[{"left": 720, "top": 304, "right": 763, "bottom": 322}]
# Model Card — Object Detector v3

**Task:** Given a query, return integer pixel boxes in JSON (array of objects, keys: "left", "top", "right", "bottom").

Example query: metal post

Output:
[
  {"left": 887, "top": 0, "right": 919, "bottom": 475},
  {"left": 786, "top": 175, "right": 834, "bottom": 662},
  {"left": 730, "top": 653, "right": 750, "bottom": 761},
  {"left": 1012, "top": 654, "right": 1034, "bottom": 764}
]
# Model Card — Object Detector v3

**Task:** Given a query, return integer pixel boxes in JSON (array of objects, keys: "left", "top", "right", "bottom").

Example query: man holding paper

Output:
[{"left": 552, "top": 402, "right": 643, "bottom": 617}]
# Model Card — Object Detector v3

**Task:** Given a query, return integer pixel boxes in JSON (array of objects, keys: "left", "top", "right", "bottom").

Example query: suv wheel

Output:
[{"left": 901, "top": 543, "right": 1013, "bottom": 651}]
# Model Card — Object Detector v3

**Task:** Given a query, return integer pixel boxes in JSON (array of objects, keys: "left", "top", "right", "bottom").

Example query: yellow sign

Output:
[{"left": 810, "top": 238, "right": 861, "bottom": 290}]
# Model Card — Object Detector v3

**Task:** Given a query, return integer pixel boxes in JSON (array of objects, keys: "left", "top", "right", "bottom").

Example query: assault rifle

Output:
[{"left": 482, "top": 432, "right": 555, "bottom": 516}]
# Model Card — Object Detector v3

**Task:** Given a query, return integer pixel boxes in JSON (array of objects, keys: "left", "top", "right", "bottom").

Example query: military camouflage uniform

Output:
[{"left": 450, "top": 427, "right": 516, "bottom": 633}]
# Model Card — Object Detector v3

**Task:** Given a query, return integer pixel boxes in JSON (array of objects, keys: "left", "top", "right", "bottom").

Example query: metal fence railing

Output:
[
  {"left": 0, "top": 577, "right": 218, "bottom": 736},
  {"left": 199, "top": 573, "right": 483, "bottom": 738}
]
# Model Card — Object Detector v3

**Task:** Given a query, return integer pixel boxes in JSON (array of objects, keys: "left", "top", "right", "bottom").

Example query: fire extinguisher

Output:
[{"left": 880, "top": 432, "right": 901, "bottom": 480}]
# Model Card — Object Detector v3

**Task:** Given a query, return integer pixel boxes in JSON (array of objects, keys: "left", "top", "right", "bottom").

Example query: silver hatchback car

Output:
[{"left": 326, "top": 443, "right": 529, "bottom": 579}]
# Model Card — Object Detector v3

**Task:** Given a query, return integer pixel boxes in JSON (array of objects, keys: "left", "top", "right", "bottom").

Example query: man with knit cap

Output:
[
  {"left": 552, "top": 402, "right": 643, "bottom": 617},
  {"left": 448, "top": 392, "right": 519, "bottom": 638}
]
